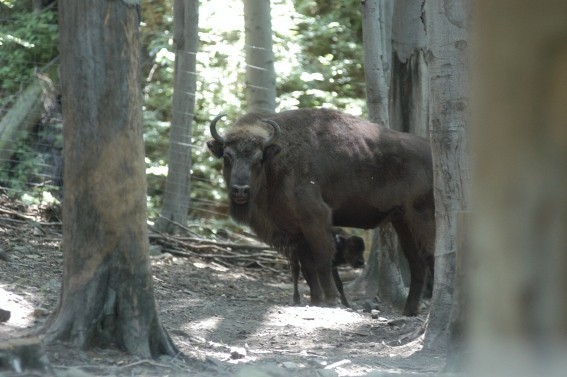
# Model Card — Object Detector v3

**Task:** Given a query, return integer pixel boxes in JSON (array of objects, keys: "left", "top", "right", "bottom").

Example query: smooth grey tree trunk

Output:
[
  {"left": 243, "top": 0, "right": 276, "bottom": 113},
  {"left": 390, "top": 0, "right": 429, "bottom": 138},
  {"left": 44, "top": 0, "right": 177, "bottom": 358},
  {"left": 157, "top": 0, "right": 199, "bottom": 233},
  {"left": 388, "top": 0, "right": 430, "bottom": 293},
  {"left": 361, "top": 0, "right": 390, "bottom": 126},
  {"left": 469, "top": 1, "right": 567, "bottom": 376},
  {"left": 423, "top": 0, "right": 471, "bottom": 352},
  {"left": 357, "top": 0, "right": 429, "bottom": 312},
  {"left": 348, "top": 0, "right": 407, "bottom": 309}
]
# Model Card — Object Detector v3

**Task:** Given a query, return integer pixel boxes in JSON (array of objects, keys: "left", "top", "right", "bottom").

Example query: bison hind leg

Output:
[
  {"left": 289, "top": 251, "right": 302, "bottom": 305},
  {"left": 293, "top": 241, "right": 325, "bottom": 306},
  {"left": 392, "top": 218, "right": 427, "bottom": 316},
  {"left": 295, "top": 194, "right": 340, "bottom": 306}
]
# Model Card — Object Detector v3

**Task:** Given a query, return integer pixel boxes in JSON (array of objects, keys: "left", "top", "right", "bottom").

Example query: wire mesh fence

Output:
[
  {"left": 0, "top": 0, "right": 368, "bottom": 236},
  {"left": 0, "top": 2, "right": 233, "bottom": 231}
]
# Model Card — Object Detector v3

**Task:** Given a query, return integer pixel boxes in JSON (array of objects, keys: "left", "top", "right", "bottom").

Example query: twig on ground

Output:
[
  {"left": 0, "top": 207, "right": 35, "bottom": 221},
  {"left": 118, "top": 359, "right": 173, "bottom": 369}
]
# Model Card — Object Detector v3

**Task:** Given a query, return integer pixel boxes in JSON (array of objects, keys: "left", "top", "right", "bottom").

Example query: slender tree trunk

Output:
[
  {"left": 243, "top": 0, "right": 276, "bottom": 113},
  {"left": 388, "top": 0, "right": 431, "bottom": 296},
  {"left": 423, "top": 0, "right": 471, "bottom": 352},
  {"left": 355, "top": 0, "right": 431, "bottom": 311},
  {"left": 0, "top": 79, "right": 43, "bottom": 165},
  {"left": 390, "top": 0, "right": 429, "bottom": 138},
  {"left": 349, "top": 0, "right": 407, "bottom": 309},
  {"left": 43, "top": 0, "right": 177, "bottom": 358},
  {"left": 361, "top": 0, "right": 390, "bottom": 126},
  {"left": 157, "top": 0, "right": 199, "bottom": 233},
  {"left": 469, "top": 1, "right": 567, "bottom": 375}
]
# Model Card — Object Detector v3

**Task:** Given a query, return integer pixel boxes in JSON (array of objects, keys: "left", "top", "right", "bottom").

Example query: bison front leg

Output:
[
  {"left": 296, "top": 248, "right": 325, "bottom": 305},
  {"left": 301, "top": 230, "right": 340, "bottom": 306},
  {"left": 296, "top": 190, "right": 340, "bottom": 306}
]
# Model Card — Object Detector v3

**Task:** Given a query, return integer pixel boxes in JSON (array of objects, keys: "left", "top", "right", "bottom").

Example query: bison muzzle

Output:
[{"left": 207, "top": 108, "right": 434, "bottom": 315}]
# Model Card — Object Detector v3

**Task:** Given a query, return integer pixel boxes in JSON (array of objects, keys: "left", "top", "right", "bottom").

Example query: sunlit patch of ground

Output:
[
  {"left": 259, "top": 305, "right": 367, "bottom": 331},
  {"left": 0, "top": 286, "right": 36, "bottom": 335}
]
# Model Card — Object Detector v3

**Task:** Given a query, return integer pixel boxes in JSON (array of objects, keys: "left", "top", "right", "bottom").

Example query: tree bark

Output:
[
  {"left": 469, "top": 1, "right": 567, "bottom": 375},
  {"left": 157, "top": 0, "right": 199, "bottom": 233},
  {"left": 423, "top": 0, "right": 471, "bottom": 352},
  {"left": 243, "top": 0, "right": 276, "bottom": 113},
  {"left": 361, "top": 0, "right": 391, "bottom": 126},
  {"left": 388, "top": 0, "right": 431, "bottom": 296},
  {"left": 43, "top": 0, "right": 177, "bottom": 358},
  {"left": 390, "top": 0, "right": 429, "bottom": 137}
]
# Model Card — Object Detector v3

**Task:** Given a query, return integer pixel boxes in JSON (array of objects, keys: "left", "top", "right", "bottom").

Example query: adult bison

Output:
[{"left": 207, "top": 108, "right": 434, "bottom": 316}]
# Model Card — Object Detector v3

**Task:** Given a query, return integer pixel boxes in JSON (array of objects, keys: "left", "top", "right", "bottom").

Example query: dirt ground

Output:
[{"left": 0, "top": 202, "right": 447, "bottom": 376}]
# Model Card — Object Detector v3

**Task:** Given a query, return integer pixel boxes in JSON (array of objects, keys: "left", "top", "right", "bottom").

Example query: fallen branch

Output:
[
  {"left": 152, "top": 229, "right": 289, "bottom": 271},
  {"left": 0, "top": 207, "right": 35, "bottom": 221},
  {"left": 162, "top": 247, "right": 284, "bottom": 262},
  {"left": 149, "top": 232, "right": 274, "bottom": 251}
]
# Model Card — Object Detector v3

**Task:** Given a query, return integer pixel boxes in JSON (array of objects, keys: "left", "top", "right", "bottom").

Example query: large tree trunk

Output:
[
  {"left": 469, "top": 1, "right": 567, "bottom": 375},
  {"left": 423, "top": 0, "right": 471, "bottom": 352},
  {"left": 388, "top": 0, "right": 431, "bottom": 299},
  {"left": 43, "top": 0, "right": 177, "bottom": 358},
  {"left": 390, "top": 0, "right": 429, "bottom": 138},
  {"left": 157, "top": 0, "right": 199, "bottom": 233},
  {"left": 349, "top": 0, "right": 407, "bottom": 309},
  {"left": 243, "top": 0, "right": 276, "bottom": 113}
]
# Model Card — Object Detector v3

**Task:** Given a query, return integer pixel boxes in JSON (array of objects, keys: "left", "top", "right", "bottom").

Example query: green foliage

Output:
[
  {"left": 1, "top": 0, "right": 368, "bottom": 230},
  {"left": 0, "top": 1, "right": 59, "bottom": 203},
  {"left": 284, "top": 0, "right": 366, "bottom": 113},
  {"left": 0, "top": 2, "right": 58, "bottom": 109},
  {"left": 0, "top": 129, "right": 61, "bottom": 204}
]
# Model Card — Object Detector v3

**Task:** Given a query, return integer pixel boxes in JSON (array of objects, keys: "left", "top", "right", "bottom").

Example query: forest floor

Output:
[{"left": 0, "top": 200, "right": 448, "bottom": 377}]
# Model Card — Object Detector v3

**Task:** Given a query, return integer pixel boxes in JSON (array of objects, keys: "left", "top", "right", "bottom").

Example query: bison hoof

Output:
[
  {"left": 322, "top": 297, "right": 340, "bottom": 307},
  {"left": 309, "top": 297, "right": 324, "bottom": 307},
  {"left": 402, "top": 306, "right": 419, "bottom": 316}
]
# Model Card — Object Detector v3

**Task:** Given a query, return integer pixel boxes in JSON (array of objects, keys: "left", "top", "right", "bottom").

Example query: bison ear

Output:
[
  {"left": 262, "top": 144, "right": 281, "bottom": 162},
  {"left": 334, "top": 233, "right": 347, "bottom": 249},
  {"left": 207, "top": 140, "right": 224, "bottom": 158}
]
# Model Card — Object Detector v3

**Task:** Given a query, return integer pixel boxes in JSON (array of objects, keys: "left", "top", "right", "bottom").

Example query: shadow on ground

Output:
[{"left": 0, "top": 210, "right": 447, "bottom": 376}]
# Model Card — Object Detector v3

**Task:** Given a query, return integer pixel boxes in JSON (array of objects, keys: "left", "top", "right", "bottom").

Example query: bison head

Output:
[
  {"left": 334, "top": 233, "right": 365, "bottom": 269},
  {"left": 206, "top": 114, "right": 281, "bottom": 223}
]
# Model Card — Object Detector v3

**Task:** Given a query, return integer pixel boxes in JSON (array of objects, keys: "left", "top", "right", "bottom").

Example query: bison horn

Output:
[
  {"left": 210, "top": 113, "right": 227, "bottom": 143},
  {"left": 262, "top": 119, "right": 281, "bottom": 145}
]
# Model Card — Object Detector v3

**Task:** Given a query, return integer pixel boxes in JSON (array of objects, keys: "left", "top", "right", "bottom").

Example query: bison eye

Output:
[
  {"left": 223, "top": 155, "right": 232, "bottom": 166},
  {"left": 253, "top": 151, "right": 264, "bottom": 165}
]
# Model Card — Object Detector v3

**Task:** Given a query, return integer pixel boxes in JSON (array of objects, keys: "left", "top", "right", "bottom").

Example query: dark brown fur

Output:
[
  {"left": 207, "top": 108, "right": 435, "bottom": 315},
  {"left": 290, "top": 228, "right": 365, "bottom": 307}
]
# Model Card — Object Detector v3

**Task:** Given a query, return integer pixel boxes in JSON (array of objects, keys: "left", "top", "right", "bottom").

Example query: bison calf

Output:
[
  {"left": 207, "top": 108, "right": 434, "bottom": 315},
  {"left": 291, "top": 229, "right": 365, "bottom": 307}
]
